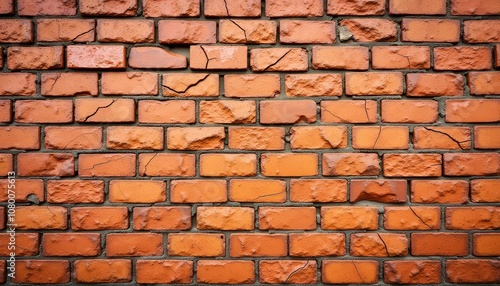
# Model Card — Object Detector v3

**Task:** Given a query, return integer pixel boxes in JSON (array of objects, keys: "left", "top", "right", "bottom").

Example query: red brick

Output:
[
  {"left": 346, "top": 72, "right": 403, "bottom": 95},
  {"left": 372, "top": 46, "right": 431, "bottom": 69},
  {"left": 407, "top": 73, "right": 464, "bottom": 96},
  {"left": 383, "top": 153, "right": 442, "bottom": 177},
  {"left": 107, "top": 126, "right": 163, "bottom": 150},
  {"left": 0, "top": 100, "right": 10, "bottom": 122},
  {"left": 0, "top": 179, "right": 44, "bottom": 203},
  {"left": 250, "top": 48, "right": 308, "bottom": 71},
  {"left": 129, "top": 47, "right": 187, "bottom": 69},
  {"left": 0, "top": 154, "right": 11, "bottom": 176},
  {"left": 384, "top": 260, "right": 442, "bottom": 284},
  {"left": 464, "top": 20, "right": 500, "bottom": 43},
  {"left": 261, "top": 153, "right": 318, "bottom": 177},
  {"left": 411, "top": 180, "right": 468, "bottom": 204},
  {"left": 351, "top": 233, "right": 408, "bottom": 257},
  {"left": 291, "top": 126, "right": 347, "bottom": 149},
  {"left": 200, "top": 153, "right": 256, "bottom": 176},
  {"left": 229, "top": 179, "right": 286, "bottom": 203},
  {"left": 321, "top": 100, "right": 377, "bottom": 123},
  {"left": 18, "top": 153, "right": 74, "bottom": 177},
  {"left": 219, "top": 20, "right": 276, "bottom": 44},
  {"left": 0, "top": 73, "right": 36, "bottom": 95},
  {"left": 41, "top": 73, "right": 98, "bottom": 96},
  {"left": 471, "top": 179, "right": 500, "bottom": 203},
  {"left": 230, "top": 234, "right": 287, "bottom": 257},
  {"left": 224, "top": 74, "right": 280, "bottom": 98},
  {"left": 107, "top": 233, "right": 163, "bottom": 256},
  {"left": 496, "top": 45, "right": 500, "bottom": 67},
  {"left": 75, "top": 98, "right": 135, "bottom": 123},
  {"left": 162, "top": 73, "right": 219, "bottom": 97},
  {"left": 14, "top": 260, "right": 69, "bottom": 284},
  {"left": 133, "top": 207, "right": 191, "bottom": 230},
  {"left": 402, "top": 19, "right": 460, "bottom": 42},
  {"left": 473, "top": 233, "right": 500, "bottom": 256},
  {"left": 259, "top": 207, "right": 316, "bottom": 230},
  {"left": 80, "top": 0, "right": 137, "bottom": 16},
  {"left": 42, "top": 233, "right": 100, "bottom": 256},
  {"left": 8, "top": 46, "right": 63, "bottom": 70},
  {"left": 15, "top": 100, "right": 72, "bottom": 123},
  {"left": 79, "top": 153, "right": 136, "bottom": 177},
  {"left": 191, "top": 45, "right": 247, "bottom": 70},
  {"left": 16, "top": 206, "right": 67, "bottom": 230},
  {"left": 197, "top": 207, "right": 254, "bottom": 230},
  {"left": 0, "top": 19, "right": 33, "bottom": 43},
  {"left": 350, "top": 180, "right": 407, "bottom": 203},
  {"left": 159, "top": 20, "right": 215, "bottom": 44},
  {"left": 352, "top": 126, "right": 409, "bottom": 150},
  {"left": 168, "top": 233, "right": 225, "bottom": 257},
  {"left": 446, "top": 207, "right": 500, "bottom": 230},
  {"left": 0, "top": 0, "right": 13, "bottom": 14},
  {"left": 139, "top": 153, "right": 195, "bottom": 177},
  {"left": 45, "top": 126, "right": 102, "bottom": 150},
  {"left": 328, "top": 0, "right": 384, "bottom": 15},
  {"left": 475, "top": 126, "right": 500, "bottom": 149},
  {"left": 47, "top": 180, "right": 104, "bottom": 203},
  {"left": 109, "top": 180, "right": 166, "bottom": 203},
  {"left": 102, "top": 72, "right": 158, "bottom": 95},
  {"left": 200, "top": 100, "right": 256, "bottom": 124},
  {"left": 167, "top": 127, "right": 224, "bottom": 150},
  {"left": 67, "top": 45, "right": 126, "bottom": 69},
  {"left": 266, "top": 0, "right": 323, "bottom": 17},
  {"left": 228, "top": 127, "right": 285, "bottom": 150},
  {"left": 289, "top": 233, "right": 346, "bottom": 256},
  {"left": 389, "top": 0, "right": 446, "bottom": 14},
  {"left": 446, "top": 99, "right": 500, "bottom": 123},
  {"left": 312, "top": 46, "right": 369, "bottom": 70},
  {"left": 444, "top": 153, "right": 500, "bottom": 176},
  {"left": 259, "top": 260, "right": 317, "bottom": 284},
  {"left": 170, "top": 180, "right": 227, "bottom": 203},
  {"left": 434, "top": 47, "right": 492, "bottom": 70},
  {"left": 285, "top": 74, "right": 342, "bottom": 97},
  {"left": 322, "top": 260, "right": 379, "bottom": 284},
  {"left": 451, "top": 0, "right": 500, "bottom": 15},
  {"left": 382, "top": 100, "right": 438, "bottom": 123},
  {"left": 290, "top": 179, "right": 347, "bottom": 203},
  {"left": 321, "top": 206, "right": 378, "bottom": 230},
  {"left": 323, "top": 153, "right": 380, "bottom": 176},
  {"left": 204, "top": 0, "right": 260, "bottom": 16},
  {"left": 18, "top": 0, "right": 76, "bottom": 15},
  {"left": 446, "top": 260, "right": 500, "bottom": 284},
  {"left": 0, "top": 233, "right": 39, "bottom": 256},
  {"left": 136, "top": 260, "right": 193, "bottom": 284},
  {"left": 37, "top": 19, "right": 95, "bottom": 42},
  {"left": 411, "top": 233, "right": 468, "bottom": 256},
  {"left": 74, "top": 259, "right": 132, "bottom": 283},
  {"left": 143, "top": 0, "right": 200, "bottom": 17},
  {"left": 415, "top": 126, "right": 470, "bottom": 150},
  {"left": 384, "top": 206, "right": 440, "bottom": 230},
  {"left": 97, "top": 19, "right": 153, "bottom": 43},
  {"left": 260, "top": 100, "right": 316, "bottom": 124},
  {"left": 280, "top": 20, "right": 335, "bottom": 44},
  {"left": 198, "top": 260, "right": 255, "bottom": 284},
  {"left": 340, "top": 19, "right": 397, "bottom": 42},
  {"left": 468, "top": 72, "right": 500, "bottom": 95},
  {"left": 71, "top": 207, "right": 129, "bottom": 230},
  {"left": 139, "top": 100, "right": 195, "bottom": 123},
  {"left": 0, "top": 126, "right": 39, "bottom": 150}
]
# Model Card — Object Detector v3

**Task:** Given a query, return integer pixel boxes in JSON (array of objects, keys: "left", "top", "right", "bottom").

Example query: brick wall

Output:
[{"left": 0, "top": 0, "right": 499, "bottom": 284}]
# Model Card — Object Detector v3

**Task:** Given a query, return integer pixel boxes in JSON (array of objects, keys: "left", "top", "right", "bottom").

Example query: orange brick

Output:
[
  {"left": 45, "top": 126, "right": 102, "bottom": 150},
  {"left": 444, "top": 153, "right": 500, "bottom": 176},
  {"left": 200, "top": 153, "right": 256, "bottom": 177},
  {"left": 496, "top": 45, "right": 500, "bottom": 67},
  {"left": 107, "top": 126, "right": 163, "bottom": 150},
  {"left": 109, "top": 180, "right": 166, "bottom": 203},
  {"left": 312, "top": 46, "right": 369, "bottom": 70},
  {"left": 473, "top": 233, "right": 500, "bottom": 256},
  {"left": 464, "top": 20, "right": 500, "bottom": 43},
  {"left": 143, "top": 0, "right": 200, "bottom": 17},
  {"left": 0, "top": 233, "right": 39, "bottom": 256},
  {"left": 133, "top": 207, "right": 191, "bottom": 230},
  {"left": 16, "top": 206, "right": 67, "bottom": 230},
  {"left": 0, "top": 179, "right": 44, "bottom": 203},
  {"left": 384, "top": 206, "right": 440, "bottom": 230},
  {"left": 17, "top": 0, "right": 75, "bottom": 15},
  {"left": 414, "top": 126, "right": 471, "bottom": 150},
  {"left": 382, "top": 100, "right": 437, "bottom": 123},
  {"left": 74, "top": 259, "right": 131, "bottom": 283},
  {"left": 352, "top": 126, "right": 409, "bottom": 150},
  {"left": 159, "top": 20, "right": 215, "bottom": 44},
  {"left": 224, "top": 74, "right": 280, "bottom": 98},
  {"left": 323, "top": 153, "right": 380, "bottom": 176},
  {"left": 228, "top": 127, "right": 285, "bottom": 150},
  {"left": 229, "top": 179, "right": 286, "bottom": 203},
  {"left": 71, "top": 207, "right": 129, "bottom": 230},
  {"left": 198, "top": 260, "right": 255, "bottom": 284},
  {"left": 350, "top": 180, "right": 407, "bottom": 203},
  {"left": 290, "top": 179, "right": 347, "bottom": 203},
  {"left": 434, "top": 47, "right": 491, "bottom": 70},
  {"left": 79, "top": 0, "right": 137, "bottom": 16},
  {"left": 291, "top": 126, "right": 347, "bottom": 149},
  {"left": 18, "top": 153, "right": 74, "bottom": 177},
  {"left": 372, "top": 46, "right": 431, "bottom": 69},
  {"left": 402, "top": 19, "right": 460, "bottom": 42},
  {"left": 384, "top": 260, "right": 442, "bottom": 284},
  {"left": 451, "top": 0, "right": 500, "bottom": 15},
  {"left": 328, "top": 0, "right": 384, "bottom": 15},
  {"left": 0, "top": 154, "right": 12, "bottom": 176},
  {"left": 14, "top": 260, "right": 70, "bottom": 284},
  {"left": 8, "top": 46, "right": 63, "bottom": 69},
  {"left": 289, "top": 233, "right": 346, "bottom": 257},
  {"left": 0, "top": 19, "right": 33, "bottom": 43},
  {"left": 219, "top": 20, "right": 276, "bottom": 44},
  {"left": 75, "top": 98, "right": 135, "bottom": 123},
  {"left": 446, "top": 259, "right": 500, "bottom": 284},
  {"left": 102, "top": 72, "right": 158, "bottom": 95},
  {"left": 346, "top": 72, "right": 403, "bottom": 95},
  {"left": 259, "top": 207, "right": 316, "bottom": 230},
  {"left": 41, "top": 72, "right": 98, "bottom": 96},
  {"left": 37, "top": 19, "right": 95, "bottom": 42},
  {"left": 97, "top": 19, "right": 154, "bottom": 43},
  {"left": 266, "top": 0, "right": 323, "bottom": 17},
  {"left": 42, "top": 233, "right": 100, "bottom": 256},
  {"left": 411, "top": 233, "right": 468, "bottom": 256},
  {"left": 191, "top": 45, "right": 247, "bottom": 70},
  {"left": 129, "top": 47, "right": 187, "bottom": 69},
  {"left": 468, "top": 72, "right": 500, "bottom": 95},
  {"left": 383, "top": 153, "right": 442, "bottom": 177},
  {"left": 446, "top": 207, "right": 500, "bottom": 230},
  {"left": 280, "top": 20, "right": 335, "bottom": 44},
  {"left": 321, "top": 206, "right": 378, "bottom": 230},
  {"left": 471, "top": 179, "right": 500, "bottom": 203},
  {"left": 389, "top": 0, "right": 446, "bottom": 14},
  {"left": 285, "top": 74, "right": 342, "bottom": 97},
  {"left": 260, "top": 100, "right": 316, "bottom": 124},
  {"left": 162, "top": 73, "right": 219, "bottom": 97},
  {"left": 0, "top": 100, "right": 11, "bottom": 122},
  {"left": 67, "top": 45, "right": 126, "bottom": 69},
  {"left": 167, "top": 127, "right": 224, "bottom": 150},
  {"left": 250, "top": 48, "right": 308, "bottom": 72},
  {"left": 136, "top": 260, "right": 193, "bottom": 284},
  {"left": 411, "top": 180, "right": 468, "bottom": 203},
  {"left": 340, "top": 19, "right": 397, "bottom": 42},
  {"left": 322, "top": 260, "right": 379, "bottom": 284},
  {"left": 138, "top": 153, "right": 195, "bottom": 177},
  {"left": 47, "top": 180, "right": 104, "bottom": 203},
  {"left": 79, "top": 153, "right": 136, "bottom": 177},
  {"left": 259, "top": 260, "right": 317, "bottom": 284},
  {"left": 0, "top": 73, "right": 36, "bottom": 95},
  {"left": 138, "top": 100, "right": 195, "bottom": 123},
  {"left": 107, "top": 233, "right": 163, "bottom": 256},
  {"left": 200, "top": 100, "right": 256, "bottom": 124},
  {"left": 205, "top": 0, "right": 260, "bottom": 16},
  {"left": 230, "top": 234, "right": 287, "bottom": 257},
  {"left": 446, "top": 99, "right": 500, "bottom": 123},
  {"left": 321, "top": 100, "right": 377, "bottom": 123},
  {"left": 351, "top": 233, "right": 408, "bottom": 257},
  {"left": 197, "top": 207, "right": 254, "bottom": 230},
  {"left": 15, "top": 100, "right": 72, "bottom": 123},
  {"left": 0, "top": 126, "right": 39, "bottom": 150},
  {"left": 261, "top": 153, "right": 318, "bottom": 177},
  {"left": 168, "top": 233, "right": 225, "bottom": 257},
  {"left": 407, "top": 73, "right": 464, "bottom": 96},
  {"left": 170, "top": 180, "right": 227, "bottom": 203}
]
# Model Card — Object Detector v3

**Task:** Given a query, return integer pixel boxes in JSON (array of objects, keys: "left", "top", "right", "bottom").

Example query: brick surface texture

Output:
[{"left": 0, "top": 0, "right": 499, "bottom": 285}]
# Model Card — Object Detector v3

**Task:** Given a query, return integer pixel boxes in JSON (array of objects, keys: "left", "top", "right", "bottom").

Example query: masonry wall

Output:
[{"left": 0, "top": 0, "right": 499, "bottom": 284}]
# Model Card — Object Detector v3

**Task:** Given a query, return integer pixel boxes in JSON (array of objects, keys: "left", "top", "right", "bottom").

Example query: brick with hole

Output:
[
  {"left": 200, "top": 153, "right": 256, "bottom": 177},
  {"left": 471, "top": 179, "right": 500, "bottom": 203},
  {"left": 350, "top": 233, "right": 408, "bottom": 257},
  {"left": 41, "top": 73, "right": 98, "bottom": 96},
  {"left": 389, "top": 0, "right": 446, "bottom": 15},
  {"left": 250, "top": 48, "right": 308, "bottom": 72},
  {"left": 259, "top": 207, "right": 316, "bottom": 230},
  {"left": 42, "top": 233, "right": 100, "bottom": 256},
  {"left": 168, "top": 233, "right": 225, "bottom": 257},
  {"left": 230, "top": 234, "right": 287, "bottom": 257},
  {"left": 219, "top": 20, "right": 276, "bottom": 44},
  {"left": 445, "top": 99, "right": 500, "bottom": 123},
  {"left": 133, "top": 207, "right": 191, "bottom": 230},
  {"left": 0, "top": 19, "right": 33, "bottom": 43},
  {"left": 0, "top": 179, "right": 44, "bottom": 203},
  {"left": 382, "top": 100, "right": 438, "bottom": 123},
  {"left": 75, "top": 98, "right": 135, "bottom": 123},
  {"left": 289, "top": 233, "right": 346, "bottom": 257},
  {"left": 15, "top": 100, "right": 73, "bottom": 123},
  {"left": 79, "top": 153, "right": 136, "bottom": 177},
  {"left": 0, "top": 126, "right": 39, "bottom": 150},
  {"left": 224, "top": 74, "right": 280, "bottom": 98},
  {"left": 97, "top": 19, "right": 154, "bottom": 43},
  {"left": 468, "top": 72, "right": 500, "bottom": 95},
  {"left": 74, "top": 259, "right": 132, "bottom": 283},
  {"left": 101, "top": 72, "right": 158, "bottom": 95},
  {"left": 383, "top": 153, "right": 442, "bottom": 177},
  {"left": 204, "top": 0, "right": 260, "bottom": 17},
  {"left": 321, "top": 206, "right": 378, "bottom": 230},
  {"left": 109, "top": 180, "right": 166, "bottom": 203},
  {"left": 16, "top": 206, "right": 67, "bottom": 230},
  {"left": 402, "top": 19, "right": 460, "bottom": 42},
  {"left": 67, "top": 45, "right": 126, "bottom": 69},
  {"left": 340, "top": 19, "right": 397, "bottom": 42},
  {"left": 384, "top": 260, "right": 442, "bottom": 284},
  {"left": 162, "top": 73, "right": 219, "bottom": 97},
  {"left": 372, "top": 46, "right": 431, "bottom": 69},
  {"left": 13, "top": 260, "right": 70, "bottom": 284},
  {"left": 79, "top": 0, "right": 137, "bottom": 16},
  {"left": 143, "top": 0, "right": 200, "bottom": 17},
  {"left": 17, "top": 153, "right": 74, "bottom": 177},
  {"left": 37, "top": 19, "right": 95, "bottom": 42},
  {"left": 197, "top": 260, "right": 255, "bottom": 284},
  {"left": 259, "top": 260, "right": 317, "bottom": 284},
  {"left": 350, "top": 180, "right": 407, "bottom": 203},
  {"left": 411, "top": 180, "right": 468, "bottom": 203},
  {"left": 323, "top": 153, "right": 380, "bottom": 176},
  {"left": 280, "top": 20, "right": 335, "bottom": 44},
  {"left": 200, "top": 100, "right": 256, "bottom": 123},
  {"left": 290, "top": 179, "right": 347, "bottom": 203},
  {"left": 136, "top": 260, "right": 193, "bottom": 284},
  {"left": 265, "top": 0, "right": 323, "bottom": 17},
  {"left": 434, "top": 47, "right": 492, "bottom": 71},
  {"left": 106, "top": 233, "right": 163, "bottom": 256},
  {"left": 0, "top": 233, "right": 39, "bottom": 256},
  {"left": 322, "top": 260, "right": 379, "bottom": 284},
  {"left": 170, "top": 179, "right": 227, "bottom": 203},
  {"left": 197, "top": 207, "right": 254, "bottom": 230},
  {"left": 321, "top": 100, "right": 378, "bottom": 123},
  {"left": 260, "top": 100, "right": 316, "bottom": 124},
  {"left": 107, "top": 126, "right": 163, "bottom": 150},
  {"left": 229, "top": 179, "right": 286, "bottom": 203},
  {"left": 191, "top": 45, "right": 247, "bottom": 70},
  {"left": 411, "top": 233, "right": 468, "bottom": 256},
  {"left": 71, "top": 207, "right": 129, "bottom": 230},
  {"left": 0, "top": 73, "right": 36, "bottom": 95},
  {"left": 285, "top": 74, "right": 342, "bottom": 97},
  {"left": 138, "top": 100, "right": 195, "bottom": 123},
  {"left": 47, "top": 180, "right": 104, "bottom": 203},
  {"left": 228, "top": 127, "right": 285, "bottom": 150},
  {"left": 446, "top": 259, "right": 500, "bottom": 284},
  {"left": 446, "top": 207, "right": 500, "bottom": 230},
  {"left": 138, "top": 153, "right": 195, "bottom": 177},
  {"left": 384, "top": 206, "right": 440, "bottom": 230},
  {"left": 159, "top": 20, "right": 216, "bottom": 44}
]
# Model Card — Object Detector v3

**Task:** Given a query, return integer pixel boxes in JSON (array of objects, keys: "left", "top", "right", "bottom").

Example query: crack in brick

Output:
[
  {"left": 142, "top": 153, "right": 158, "bottom": 175},
  {"left": 363, "top": 100, "right": 370, "bottom": 122},
  {"left": 80, "top": 156, "right": 126, "bottom": 174},
  {"left": 162, "top": 74, "right": 210, "bottom": 94},
  {"left": 376, "top": 233, "right": 390, "bottom": 256},
  {"left": 71, "top": 27, "right": 95, "bottom": 42},
  {"left": 395, "top": 51, "right": 412, "bottom": 69},
  {"left": 372, "top": 126, "right": 382, "bottom": 149},
  {"left": 45, "top": 73, "right": 62, "bottom": 94},
  {"left": 352, "top": 262, "right": 364, "bottom": 283},
  {"left": 62, "top": 129, "right": 100, "bottom": 149},
  {"left": 223, "top": 0, "right": 230, "bottom": 15},
  {"left": 423, "top": 127, "right": 468, "bottom": 150},
  {"left": 199, "top": 45, "right": 215, "bottom": 69},
  {"left": 284, "top": 261, "right": 309, "bottom": 283},
  {"left": 320, "top": 106, "right": 351, "bottom": 123},
  {"left": 408, "top": 206, "right": 432, "bottom": 229},
  {"left": 263, "top": 49, "right": 292, "bottom": 71},
  {"left": 253, "top": 191, "right": 285, "bottom": 200},
  {"left": 229, "top": 20, "right": 248, "bottom": 42},
  {"left": 83, "top": 99, "right": 117, "bottom": 122}
]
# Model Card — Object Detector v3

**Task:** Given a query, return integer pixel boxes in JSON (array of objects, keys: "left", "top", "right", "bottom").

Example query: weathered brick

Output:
[
  {"left": 321, "top": 100, "right": 378, "bottom": 123},
  {"left": 259, "top": 260, "right": 317, "bottom": 284},
  {"left": 198, "top": 260, "right": 255, "bottom": 284},
  {"left": 291, "top": 126, "right": 347, "bottom": 149},
  {"left": 464, "top": 20, "right": 500, "bottom": 43},
  {"left": 109, "top": 180, "right": 166, "bottom": 203},
  {"left": 197, "top": 207, "right": 254, "bottom": 230},
  {"left": 18, "top": 153, "right": 74, "bottom": 177},
  {"left": 434, "top": 47, "right": 491, "bottom": 71},
  {"left": 402, "top": 19, "right": 460, "bottom": 42},
  {"left": 205, "top": 0, "right": 260, "bottom": 17},
  {"left": 133, "top": 207, "right": 191, "bottom": 230},
  {"left": 129, "top": 47, "right": 187, "bottom": 69},
  {"left": 384, "top": 261, "right": 442, "bottom": 284},
  {"left": 8, "top": 46, "right": 63, "bottom": 70},
  {"left": 0, "top": 19, "right": 33, "bottom": 43},
  {"left": 289, "top": 233, "right": 346, "bottom": 257},
  {"left": 42, "top": 233, "right": 100, "bottom": 256},
  {"left": 45, "top": 126, "right": 102, "bottom": 150},
  {"left": 340, "top": 19, "right": 397, "bottom": 42},
  {"left": 74, "top": 259, "right": 131, "bottom": 283},
  {"left": 138, "top": 153, "right": 195, "bottom": 177},
  {"left": 389, "top": 0, "right": 446, "bottom": 15},
  {"left": 285, "top": 74, "right": 342, "bottom": 97},
  {"left": 323, "top": 153, "right": 380, "bottom": 176},
  {"left": 351, "top": 233, "right": 408, "bottom": 257},
  {"left": 159, "top": 20, "right": 216, "bottom": 44},
  {"left": 79, "top": 153, "right": 136, "bottom": 177},
  {"left": 446, "top": 207, "right": 500, "bottom": 230},
  {"left": 260, "top": 100, "right": 316, "bottom": 124},
  {"left": 352, "top": 126, "right": 409, "bottom": 150},
  {"left": 47, "top": 180, "right": 104, "bottom": 203},
  {"left": 250, "top": 48, "right": 308, "bottom": 71},
  {"left": 451, "top": 0, "right": 500, "bottom": 15},
  {"left": 382, "top": 100, "right": 438, "bottom": 123},
  {"left": 384, "top": 206, "right": 440, "bottom": 230},
  {"left": 106, "top": 233, "right": 163, "bottom": 256},
  {"left": 475, "top": 126, "right": 500, "bottom": 149},
  {"left": 446, "top": 260, "right": 500, "bottom": 284},
  {"left": 468, "top": 72, "right": 500, "bottom": 95},
  {"left": 37, "top": 19, "right": 95, "bottom": 42},
  {"left": 407, "top": 73, "right": 464, "bottom": 96},
  {"left": 280, "top": 20, "right": 335, "bottom": 44},
  {"left": 41, "top": 73, "right": 98, "bottom": 96},
  {"left": 162, "top": 73, "right": 219, "bottom": 97},
  {"left": 321, "top": 206, "right": 378, "bottom": 230},
  {"left": 446, "top": 99, "right": 500, "bottom": 123},
  {"left": 107, "top": 126, "right": 163, "bottom": 150},
  {"left": 350, "top": 180, "right": 407, "bottom": 203},
  {"left": 0, "top": 154, "right": 12, "bottom": 176},
  {"left": 168, "top": 233, "right": 225, "bottom": 257},
  {"left": 0, "top": 0, "right": 13, "bottom": 14},
  {"left": 0, "top": 233, "right": 39, "bottom": 256},
  {"left": 14, "top": 260, "right": 70, "bottom": 284},
  {"left": 413, "top": 126, "right": 471, "bottom": 150},
  {"left": 219, "top": 20, "right": 276, "bottom": 44},
  {"left": 143, "top": 0, "right": 200, "bottom": 17},
  {"left": 67, "top": 45, "right": 126, "bottom": 69},
  {"left": 191, "top": 45, "right": 247, "bottom": 70},
  {"left": 224, "top": 74, "right": 280, "bottom": 98},
  {"left": 372, "top": 46, "right": 431, "bottom": 69},
  {"left": 75, "top": 98, "right": 135, "bottom": 123},
  {"left": 0, "top": 100, "right": 10, "bottom": 122},
  {"left": 259, "top": 207, "right": 316, "bottom": 230},
  {"left": 138, "top": 100, "right": 195, "bottom": 123},
  {"left": 102, "top": 72, "right": 158, "bottom": 95},
  {"left": 0, "top": 179, "right": 44, "bottom": 203},
  {"left": 312, "top": 46, "right": 369, "bottom": 70},
  {"left": 228, "top": 127, "right": 285, "bottom": 150},
  {"left": 266, "top": 0, "right": 323, "bottom": 17},
  {"left": 136, "top": 260, "right": 193, "bottom": 284},
  {"left": 383, "top": 154, "right": 442, "bottom": 177},
  {"left": 16, "top": 206, "right": 67, "bottom": 230},
  {"left": 17, "top": 0, "right": 76, "bottom": 15},
  {"left": 230, "top": 234, "right": 287, "bottom": 257},
  {"left": 97, "top": 19, "right": 154, "bottom": 43},
  {"left": 444, "top": 153, "right": 500, "bottom": 176},
  {"left": 411, "top": 180, "right": 468, "bottom": 203},
  {"left": 80, "top": 0, "right": 137, "bottom": 16},
  {"left": 200, "top": 100, "right": 256, "bottom": 124},
  {"left": 290, "top": 179, "right": 347, "bottom": 203},
  {"left": 167, "top": 127, "right": 224, "bottom": 150},
  {"left": 200, "top": 153, "right": 256, "bottom": 176},
  {"left": 170, "top": 180, "right": 227, "bottom": 203},
  {"left": 328, "top": 0, "right": 385, "bottom": 15},
  {"left": 471, "top": 179, "right": 500, "bottom": 203},
  {"left": 261, "top": 153, "right": 318, "bottom": 177},
  {"left": 229, "top": 179, "right": 286, "bottom": 202},
  {"left": 0, "top": 73, "right": 36, "bottom": 95},
  {"left": 71, "top": 207, "right": 129, "bottom": 230},
  {"left": 346, "top": 72, "right": 403, "bottom": 95},
  {"left": 322, "top": 260, "right": 379, "bottom": 284},
  {"left": 0, "top": 126, "right": 40, "bottom": 150},
  {"left": 15, "top": 100, "right": 72, "bottom": 123}
]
